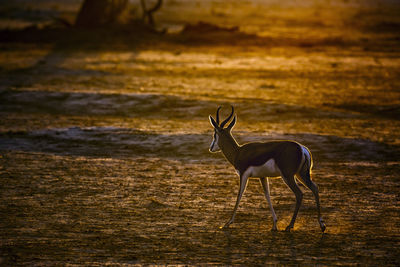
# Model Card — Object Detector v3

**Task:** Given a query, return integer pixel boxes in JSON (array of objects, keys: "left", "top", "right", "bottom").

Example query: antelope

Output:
[{"left": 209, "top": 106, "right": 326, "bottom": 232}]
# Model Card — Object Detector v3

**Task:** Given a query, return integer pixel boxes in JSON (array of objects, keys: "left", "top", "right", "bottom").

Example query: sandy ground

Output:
[{"left": 1, "top": 0, "right": 400, "bottom": 265}]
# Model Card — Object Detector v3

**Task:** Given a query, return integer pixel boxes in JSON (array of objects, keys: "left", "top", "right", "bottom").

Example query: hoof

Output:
[
  {"left": 220, "top": 222, "right": 232, "bottom": 229},
  {"left": 319, "top": 219, "right": 326, "bottom": 233},
  {"left": 285, "top": 225, "right": 293, "bottom": 232},
  {"left": 271, "top": 227, "right": 278, "bottom": 232},
  {"left": 320, "top": 223, "right": 326, "bottom": 233}
]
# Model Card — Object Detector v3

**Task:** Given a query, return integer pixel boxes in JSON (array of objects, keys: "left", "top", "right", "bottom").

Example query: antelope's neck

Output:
[{"left": 221, "top": 133, "right": 240, "bottom": 166}]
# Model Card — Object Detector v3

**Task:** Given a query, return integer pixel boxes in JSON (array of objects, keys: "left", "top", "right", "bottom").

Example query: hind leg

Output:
[
  {"left": 282, "top": 174, "right": 303, "bottom": 232},
  {"left": 297, "top": 172, "right": 326, "bottom": 232}
]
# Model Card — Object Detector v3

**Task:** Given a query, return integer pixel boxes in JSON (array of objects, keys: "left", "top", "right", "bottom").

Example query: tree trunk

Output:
[
  {"left": 75, "top": 0, "right": 128, "bottom": 28},
  {"left": 140, "top": 0, "right": 163, "bottom": 27}
]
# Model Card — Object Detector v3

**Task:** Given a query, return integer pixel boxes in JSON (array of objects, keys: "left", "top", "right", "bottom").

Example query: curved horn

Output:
[
  {"left": 227, "top": 115, "right": 236, "bottom": 130},
  {"left": 216, "top": 106, "right": 222, "bottom": 125},
  {"left": 220, "top": 105, "right": 234, "bottom": 128}
]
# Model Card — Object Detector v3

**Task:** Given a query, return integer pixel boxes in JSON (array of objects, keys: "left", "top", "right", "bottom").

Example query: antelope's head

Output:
[{"left": 209, "top": 105, "right": 237, "bottom": 153}]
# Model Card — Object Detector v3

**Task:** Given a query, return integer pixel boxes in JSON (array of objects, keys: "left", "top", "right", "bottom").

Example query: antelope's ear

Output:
[
  {"left": 209, "top": 115, "right": 219, "bottom": 129},
  {"left": 227, "top": 115, "right": 236, "bottom": 131}
]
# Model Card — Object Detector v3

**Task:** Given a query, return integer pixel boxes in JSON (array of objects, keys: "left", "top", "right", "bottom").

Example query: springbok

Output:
[{"left": 209, "top": 106, "right": 326, "bottom": 232}]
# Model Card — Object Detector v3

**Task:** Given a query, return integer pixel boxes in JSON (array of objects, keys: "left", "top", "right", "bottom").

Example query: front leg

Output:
[
  {"left": 260, "top": 177, "right": 278, "bottom": 231},
  {"left": 221, "top": 173, "right": 249, "bottom": 229}
]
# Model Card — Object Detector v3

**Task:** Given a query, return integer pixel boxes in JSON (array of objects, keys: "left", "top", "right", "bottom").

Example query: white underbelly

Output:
[{"left": 243, "top": 159, "right": 281, "bottom": 178}]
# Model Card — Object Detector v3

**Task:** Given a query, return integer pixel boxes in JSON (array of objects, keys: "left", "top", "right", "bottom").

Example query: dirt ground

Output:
[{"left": 1, "top": 0, "right": 400, "bottom": 265}]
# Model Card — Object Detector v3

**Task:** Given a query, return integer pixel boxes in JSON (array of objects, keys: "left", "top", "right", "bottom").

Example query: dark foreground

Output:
[{"left": 1, "top": 141, "right": 400, "bottom": 265}]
